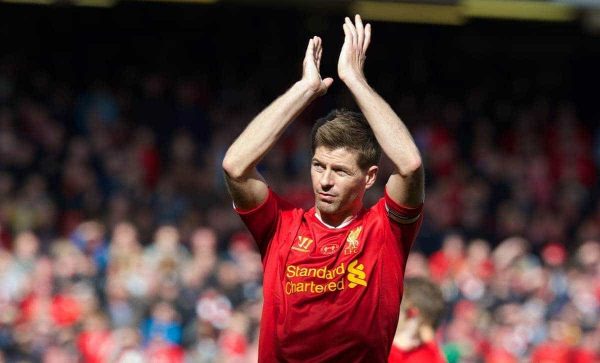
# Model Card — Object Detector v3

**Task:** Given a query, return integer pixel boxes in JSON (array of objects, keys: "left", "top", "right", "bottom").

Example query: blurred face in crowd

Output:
[
  {"left": 404, "top": 252, "right": 430, "bottom": 278},
  {"left": 397, "top": 300, "right": 418, "bottom": 330},
  {"left": 152, "top": 301, "right": 178, "bottom": 323},
  {"left": 112, "top": 222, "right": 139, "bottom": 250},
  {"left": 154, "top": 225, "right": 179, "bottom": 252},
  {"left": 311, "top": 146, "right": 377, "bottom": 225},
  {"left": 14, "top": 232, "right": 39, "bottom": 260},
  {"left": 442, "top": 234, "right": 465, "bottom": 259},
  {"left": 191, "top": 227, "right": 217, "bottom": 255}
]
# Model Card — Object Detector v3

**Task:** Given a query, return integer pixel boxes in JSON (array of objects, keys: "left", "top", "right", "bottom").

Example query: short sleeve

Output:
[
  {"left": 384, "top": 188, "right": 423, "bottom": 224},
  {"left": 382, "top": 188, "right": 424, "bottom": 254},
  {"left": 235, "top": 189, "right": 280, "bottom": 255}
]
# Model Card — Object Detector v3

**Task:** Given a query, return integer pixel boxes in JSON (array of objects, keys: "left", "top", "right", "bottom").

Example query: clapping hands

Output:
[{"left": 300, "top": 14, "right": 371, "bottom": 96}]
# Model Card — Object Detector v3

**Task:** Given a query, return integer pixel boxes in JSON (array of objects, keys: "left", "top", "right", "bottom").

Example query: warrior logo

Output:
[{"left": 292, "top": 236, "right": 314, "bottom": 253}]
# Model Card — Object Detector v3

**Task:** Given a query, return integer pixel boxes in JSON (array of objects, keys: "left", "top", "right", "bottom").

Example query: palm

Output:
[
  {"left": 337, "top": 41, "right": 354, "bottom": 81},
  {"left": 302, "top": 36, "right": 333, "bottom": 95},
  {"left": 303, "top": 56, "right": 320, "bottom": 88},
  {"left": 338, "top": 15, "right": 371, "bottom": 83}
]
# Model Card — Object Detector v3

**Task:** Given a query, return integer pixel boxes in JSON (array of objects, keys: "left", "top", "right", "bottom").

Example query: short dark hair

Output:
[
  {"left": 403, "top": 277, "right": 445, "bottom": 329},
  {"left": 310, "top": 109, "right": 381, "bottom": 170}
]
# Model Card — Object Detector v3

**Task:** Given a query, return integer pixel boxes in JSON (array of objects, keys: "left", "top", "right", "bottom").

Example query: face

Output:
[
  {"left": 311, "top": 146, "right": 377, "bottom": 225},
  {"left": 397, "top": 301, "right": 414, "bottom": 327},
  {"left": 395, "top": 301, "right": 420, "bottom": 334}
]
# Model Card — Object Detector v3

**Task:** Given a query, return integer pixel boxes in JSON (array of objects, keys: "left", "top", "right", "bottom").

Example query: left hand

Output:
[
  {"left": 301, "top": 36, "right": 334, "bottom": 96},
  {"left": 338, "top": 14, "right": 371, "bottom": 84}
]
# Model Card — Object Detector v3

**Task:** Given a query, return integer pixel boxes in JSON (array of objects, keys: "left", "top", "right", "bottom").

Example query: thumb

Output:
[{"left": 323, "top": 77, "right": 334, "bottom": 89}]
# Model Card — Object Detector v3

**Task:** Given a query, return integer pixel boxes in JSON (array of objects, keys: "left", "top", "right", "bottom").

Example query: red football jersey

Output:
[
  {"left": 388, "top": 341, "right": 447, "bottom": 363},
  {"left": 237, "top": 189, "right": 423, "bottom": 362}
]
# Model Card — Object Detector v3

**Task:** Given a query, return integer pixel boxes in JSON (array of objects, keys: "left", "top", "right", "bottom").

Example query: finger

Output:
[
  {"left": 355, "top": 14, "right": 364, "bottom": 50},
  {"left": 345, "top": 17, "right": 357, "bottom": 48},
  {"left": 315, "top": 38, "right": 323, "bottom": 70},
  {"left": 305, "top": 38, "right": 314, "bottom": 62},
  {"left": 316, "top": 37, "right": 322, "bottom": 55},
  {"left": 323, "top": 77, "right": 334, "bottom": 90},
  {"left": 363, "top": 23, "right": 371, "bottom": 53},
  {"left": 342, "top": 23, "right": 351, "bottom": 49},
  {"left": 317, "top": 41, "right": 323, "bottom": 67}
]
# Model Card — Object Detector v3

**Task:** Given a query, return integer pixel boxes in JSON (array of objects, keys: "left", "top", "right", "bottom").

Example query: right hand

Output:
[
  {"left": 337, "top": 15, "right": 371, "bottom": 85},
  {"left": 300, "top": 36, "right": 334, "bottom": 96}
]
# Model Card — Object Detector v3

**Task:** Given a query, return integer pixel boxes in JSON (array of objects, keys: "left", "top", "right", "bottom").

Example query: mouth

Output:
[{"left": 318, "top": 192, "right": 336, "bottom": 203}]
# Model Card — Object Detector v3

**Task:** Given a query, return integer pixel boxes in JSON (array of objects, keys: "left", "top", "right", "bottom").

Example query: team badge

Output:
[{"left": 344, "top": 226, "right": 362, "bottom": 255}]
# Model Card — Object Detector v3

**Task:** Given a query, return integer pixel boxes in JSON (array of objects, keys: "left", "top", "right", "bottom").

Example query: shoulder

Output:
[{"left": 236, "top": 189, "right": 301, "bottom": 216}]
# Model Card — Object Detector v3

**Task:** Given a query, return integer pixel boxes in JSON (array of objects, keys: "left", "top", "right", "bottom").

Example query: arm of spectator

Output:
[
  {"left": 338, "top": 15, "right": 424, "bottom": 208},
  {"left": 223, "top": 36, "right": 333, "bottom": 210}
]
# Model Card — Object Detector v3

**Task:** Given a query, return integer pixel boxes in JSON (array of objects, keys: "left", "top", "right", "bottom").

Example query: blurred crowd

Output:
[{"left": 1, "top": 7, "right": 600, "bottom": 362}]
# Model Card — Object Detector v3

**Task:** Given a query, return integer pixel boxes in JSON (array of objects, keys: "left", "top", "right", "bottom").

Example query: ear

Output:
[
  {"left": 405, "top": 306, "right": 420, "bottom": 319},
  {"left": 364, "top": 165, "right": 378, "bottom": 190}
]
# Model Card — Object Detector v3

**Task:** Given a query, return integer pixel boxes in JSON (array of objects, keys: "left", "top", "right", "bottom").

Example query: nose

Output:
[{"left": 320, "top": 169, "right": 334, "bottom": 189}]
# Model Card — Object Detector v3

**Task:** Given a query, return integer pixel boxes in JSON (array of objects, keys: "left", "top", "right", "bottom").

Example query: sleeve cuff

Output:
[{"left": 384, "top": 188, "right": 423, "bottom": 224}]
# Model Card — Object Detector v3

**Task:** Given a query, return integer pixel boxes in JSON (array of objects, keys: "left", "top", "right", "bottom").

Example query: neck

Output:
[
  {"left": 315, "top": 211, "right": 356, "bottom": 228},
  {"left": 315, "top": 204, "right": 362, "bottom": 227}
]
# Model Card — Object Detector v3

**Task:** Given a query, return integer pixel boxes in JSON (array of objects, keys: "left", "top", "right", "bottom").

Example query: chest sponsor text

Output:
[{"left": 285, "top": 260, "right": 367, "bottom": 295}]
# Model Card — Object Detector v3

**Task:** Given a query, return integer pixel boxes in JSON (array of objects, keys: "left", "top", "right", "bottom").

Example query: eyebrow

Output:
[{"left": 311, "top": 157, "right": 352, "bottom": 170}]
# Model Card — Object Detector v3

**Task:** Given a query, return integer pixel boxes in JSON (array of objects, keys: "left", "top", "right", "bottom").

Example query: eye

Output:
[
  {"left": 312, "top": 162, "right": 324, "bottom": 172},
  {"left": 335, "top": 169, "right": 349, "bottom": 176}
]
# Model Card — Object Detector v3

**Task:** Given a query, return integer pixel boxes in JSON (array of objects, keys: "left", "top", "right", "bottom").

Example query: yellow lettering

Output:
[
  {"left": 286, "top": 265, "right": 296, "bottom": 278},
  {"left": 284, "top": 260, "right": 368, "bottom": 295},
  {"left": 285, "top": 263, "right": 347, "bottom": 280},
  {"left": 285, "top": 279, "right": 347, "bottom": 295}
]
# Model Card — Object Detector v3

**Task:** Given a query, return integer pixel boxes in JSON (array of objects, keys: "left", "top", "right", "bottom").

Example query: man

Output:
[
  {"left": 388, "top": 277, "right": 447, "bottom": 363},
  {"left": 223, "top": 15, "right": 424, "bottom": 362}
]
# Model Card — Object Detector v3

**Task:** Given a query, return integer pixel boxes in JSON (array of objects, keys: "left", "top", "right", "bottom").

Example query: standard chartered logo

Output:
[
  {"left": 347, "top": 260, "right": 367, "bottom": 288},
  {"left": 285, "top": 259, "right": 367, "bottom": 295}
]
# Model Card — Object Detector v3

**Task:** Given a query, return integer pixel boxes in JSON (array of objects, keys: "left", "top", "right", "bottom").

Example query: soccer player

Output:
[
  {"left": 223, "top": 14, "right": 424, "bottom": 362},
  {"left": 388, "top": 277, "right": 447, "bottom": 363}
]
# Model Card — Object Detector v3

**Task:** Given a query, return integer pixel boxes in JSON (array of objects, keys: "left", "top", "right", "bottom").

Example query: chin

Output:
[{"left": 316, "top": 201, "right": 339, "bottom": 215}]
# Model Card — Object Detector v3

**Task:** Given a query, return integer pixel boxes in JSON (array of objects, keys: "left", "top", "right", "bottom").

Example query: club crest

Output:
[{"left": 344, "top": 226, "right": 362, "bottom": 255}]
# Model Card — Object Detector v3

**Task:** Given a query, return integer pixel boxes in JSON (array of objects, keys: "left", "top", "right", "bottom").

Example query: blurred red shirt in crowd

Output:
[{"left": 388, "top": 341, "right": 446, "bottom": 363}]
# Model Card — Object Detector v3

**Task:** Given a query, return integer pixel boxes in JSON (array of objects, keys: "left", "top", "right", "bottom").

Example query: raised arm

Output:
[
  {"left": 223, "top": 36, "right": 333, "bottom": 210},
  {"left": 338, "top": 15, "right": 424, "bottom": 207}
]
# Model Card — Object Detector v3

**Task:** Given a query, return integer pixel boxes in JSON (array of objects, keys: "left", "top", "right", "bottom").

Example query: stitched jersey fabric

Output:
[{"left": 236, "top": 189, "right": 423, "bottom": 363}]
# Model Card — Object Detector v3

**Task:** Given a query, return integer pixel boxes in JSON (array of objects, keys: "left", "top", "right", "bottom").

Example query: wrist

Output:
[
  {"left": 294, "top": 80, "right": 320, "bottom": 99},
  {"left": 341, "top": 74, "right": 368, "bottom": 90}
]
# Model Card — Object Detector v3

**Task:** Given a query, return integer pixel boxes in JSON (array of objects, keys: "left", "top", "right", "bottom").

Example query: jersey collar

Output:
[{"left": 313, "top": 211, "right": 357, "bottom": 229}]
